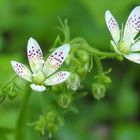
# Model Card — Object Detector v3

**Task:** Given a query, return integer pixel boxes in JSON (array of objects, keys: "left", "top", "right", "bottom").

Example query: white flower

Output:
[
  {"left": 11, "top": 37, "right": 71, "bottom": 92},
  {"left": 105, "top": 6, "right": 140, "bottom": 63}
]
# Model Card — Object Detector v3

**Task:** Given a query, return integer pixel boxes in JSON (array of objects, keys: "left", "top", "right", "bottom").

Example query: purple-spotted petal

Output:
[
  {"left": 123, "top": 6, "right": 140, "bottom": 42},
  {"left": 27, "top": 37, "right": 44, "bottom": 73},
  {"left": 105, "top": 10, "right": 120, "bottom": 44},
  {"left": 43, "top": 44, "right": 70, "bottom": 77},
  {"left": 11, "top": 61, "right": 32, "bottom": 82},
  {"left": 125, "top": 53, "right": 140, "bottom": 63},
  {"left": 44, "top": 71, "right": 70, "bottom": 86}
]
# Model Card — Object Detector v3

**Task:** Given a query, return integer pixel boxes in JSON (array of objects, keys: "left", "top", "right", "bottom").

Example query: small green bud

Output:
[
  {"left": 46, "top": 111, "right": 56, "bottom": 123},
  {"left": 58, "top": 94, "right": 71, "bottom": 109},
  {"left": 92, "top": 83, "right": 106, "bottom": 100},
  {"left": 102, "top": 75, "right": 112, "bottom": 86},
  {"left": 67, "top": 73, "right": 80, "bottom": 91},
  {"left": 34, "top": 116, "right": 46, "bottom": 136},
  {"left": 3, "top": 82, "right": 17, "bottom": 100},
  {"left": 47, "top": 122, "right": 58, "bottom": 133}
]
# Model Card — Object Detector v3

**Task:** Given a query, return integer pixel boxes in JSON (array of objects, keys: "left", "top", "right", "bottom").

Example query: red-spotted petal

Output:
[
  {"left": 44, "top": 71, "right": 70, "bottom": 86},
  {"left": 123, "top": 6, "right": 140, "bottom": 42},
  {"left": 11, "top": 61, "right": 32, "bottom": 82},
  {"left": 105, "top": 10, "right": 120, "bottom": 44},
  {"left": 27, "top": 37, "right": 44, "bottom": 73},
  {"left": 43, "top": 44, "right": 70, "bottom": 77}
]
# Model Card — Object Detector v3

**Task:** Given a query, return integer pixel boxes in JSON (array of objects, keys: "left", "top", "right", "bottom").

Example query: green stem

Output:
[
  {"left": 15, "top": 86, "right": 31, "bottom": 140},
  {"left": 93, "top": 54, "right": 103, "bottom": 76},
  {"left": 70, "top": 37, "right": 118, "bottom": 59}
]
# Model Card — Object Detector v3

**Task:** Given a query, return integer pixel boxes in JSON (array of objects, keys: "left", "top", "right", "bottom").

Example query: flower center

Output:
[
  {"left": 118, "top": 41, "right": 131, "bottom": 54},
  {"left": 32, "top": 71, "right": 46, "bottom": 85}
]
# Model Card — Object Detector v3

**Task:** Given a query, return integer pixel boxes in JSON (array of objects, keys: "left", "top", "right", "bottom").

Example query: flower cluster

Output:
[{"left": 9, "top": 6, "right": 140, "bottom": 95}]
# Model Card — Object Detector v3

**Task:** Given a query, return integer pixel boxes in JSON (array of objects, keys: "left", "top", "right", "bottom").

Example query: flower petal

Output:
[
  {"left": 30, "top": 84, "right": 46, "bottom": 92},
  {"left": 43, "top": 44, "right": 70, "bottom": 77},
  {"left": 111, "top": 40, "right": 121, "bottom": 54},
  {"left": 105, "top": 10, "right": 120, "bottom": 44},
  {"left": 130, "top": 40, "right": 140, "bottom": 52},
  {"left": 11, "top": 61, "right": 32, "bottom": 82},
  {"left": 125, "top": 53, "right": 140, "bottom": 63},
  {"left": 44, "top": 71, "right": 70, "bottom": 86},
  {"left": 123, "top": 6, "right": 140, "bottom": 42},
  {"left": 27, "top": 37, "right": 44, "bottom": 73}
]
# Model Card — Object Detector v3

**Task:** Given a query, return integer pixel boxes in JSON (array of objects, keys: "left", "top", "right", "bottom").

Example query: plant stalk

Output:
[{"left": 15, "top": 86, "right": 31, "bottom": 140}]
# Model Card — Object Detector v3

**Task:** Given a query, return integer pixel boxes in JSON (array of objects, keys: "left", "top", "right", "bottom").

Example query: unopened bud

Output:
[
  {"left": 67, "top": 73, "right": 80, "bottom": 91},
  {"left": 58, "top": 94, "right": 71, "bottom": 109},
  {"left": 34, "top": 116, "right": 46, "bottom": 136},
  {"left": 102, "top": 75, "right": 112, "bottom": 86},
  {"left": 92, "top": 83, "right": 106, "bottom": 100}
]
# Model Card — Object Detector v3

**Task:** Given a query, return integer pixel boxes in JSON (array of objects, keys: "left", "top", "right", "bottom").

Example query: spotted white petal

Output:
[
  {"left": 125, "top": 53, "right": 140, "bottom": 63},
  {"left": 43, "top": 44, "right": 70, "bottom": 77},
  {"left": 105, "top": 10, "right": 120, "bottom": 44},
  {"left": 44, "top": 71, "right": 70, "bottom": 86},
  {"left": 30, "top": 84, "right": 46, "bottom": 92},
  {"left": 11, "top": 61, "right": 32, "bottom": 82},
  {"left": 123, "top": 6, "right": 140, "bottom": 42},
  {"left": 111, "top": 40, "right": 121, "bottom": 54},
  {"left": 27, "top": 37, "right": 44, "bottom": 73},
  {"left": 130, "top": 40, "right": 140, "bottom": 52}
]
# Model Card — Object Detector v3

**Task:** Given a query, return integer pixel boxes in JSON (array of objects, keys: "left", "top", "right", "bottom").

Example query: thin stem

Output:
[
  {"left": 15, "top": 86, "right": 31, "bottom": 140},
  {"left": 38, "top": 93, "right": 47, "bottom": 116},
  {"left": 70, "top": 37, "right": 118, "bottom": 59},
  {"left": 1, "top": 75, "right": 17, "bottom": 90},
  {"left": 93, "top": 54, "right": 103, "bottom": 76}
]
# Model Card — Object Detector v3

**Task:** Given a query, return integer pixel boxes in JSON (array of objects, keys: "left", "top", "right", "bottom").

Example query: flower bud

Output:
[
  {"left": 58, "top": 94, "right": 71, "bottom": 109},
  {"left": 67, "top": 73, "right": 80, "bottom": 91},
  {"left": 102, "top": 75, "right": 112, "bottom": 87},
  {"left": 3, "top": 82, "right": 17, "bottom": 100},
  {"left": 46, "top": 111, "right": 56, "bottom": 123},
  {"left": 47, "top": 122, "right": 58, "bottom": 138},
  {"left": 92, "top": 83, "right": 106, "bottom": 100},
  {"left": 34, "top": 116, "right": 46, "bottom": 136}
]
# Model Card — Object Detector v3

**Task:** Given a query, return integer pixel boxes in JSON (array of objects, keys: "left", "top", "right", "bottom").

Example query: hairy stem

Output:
[
  {"left": 15, "top": 86, "right": 31, "bottom": 140},
  {"left": 70, "top": 37, "right": 118, "bottom": 59}
]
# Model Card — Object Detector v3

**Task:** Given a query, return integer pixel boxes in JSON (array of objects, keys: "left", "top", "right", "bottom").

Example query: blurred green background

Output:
[{"left": 1, "top": 0, "right": 140, "bottom": 140}]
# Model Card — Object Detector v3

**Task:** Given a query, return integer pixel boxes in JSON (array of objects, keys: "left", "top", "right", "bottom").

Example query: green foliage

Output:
[{"left": 0, "top": 0, "right": 140, "bottom": 140}]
